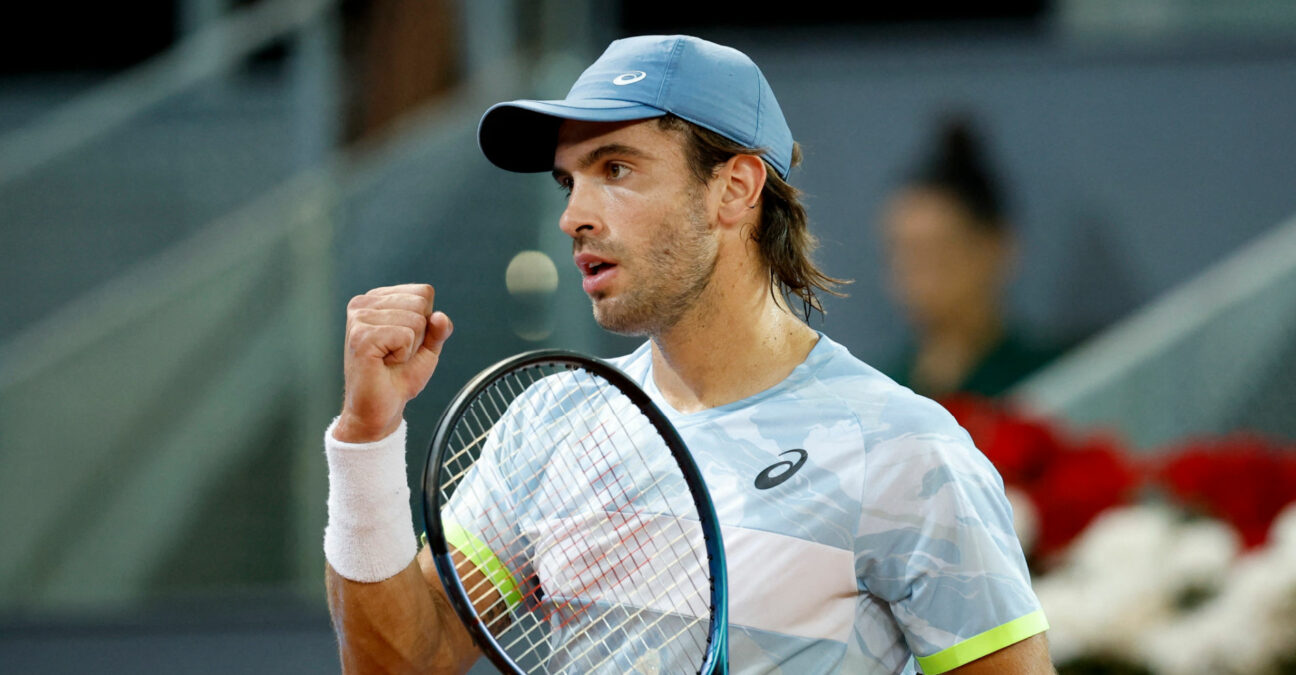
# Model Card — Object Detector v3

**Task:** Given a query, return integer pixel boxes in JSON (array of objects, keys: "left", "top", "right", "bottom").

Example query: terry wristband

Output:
[{"left": 323, "top": 417, "right": 418, "bottom": 582}]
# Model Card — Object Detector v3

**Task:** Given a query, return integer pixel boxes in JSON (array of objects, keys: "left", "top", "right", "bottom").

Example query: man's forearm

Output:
[{"left": 327, "top": 548, "right": 480, "bottom": 675}]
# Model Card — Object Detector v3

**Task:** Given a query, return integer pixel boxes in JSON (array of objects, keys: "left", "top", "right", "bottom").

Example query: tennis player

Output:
[{"left": 324, "top": 35, "right": 1054, "bottom": 674}]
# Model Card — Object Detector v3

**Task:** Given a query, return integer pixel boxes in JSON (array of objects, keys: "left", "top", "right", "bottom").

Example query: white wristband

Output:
[{"left": 323, "top": 417, "right": 418, "bottom": 582}]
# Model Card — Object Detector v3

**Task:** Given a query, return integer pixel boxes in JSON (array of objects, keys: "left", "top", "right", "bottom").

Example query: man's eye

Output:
[
  {"left": 556, "top": 179, "right": 572, "bottom": 197},
  {"left": 608, "top": 163, "right": 629, "bottom": 179}
]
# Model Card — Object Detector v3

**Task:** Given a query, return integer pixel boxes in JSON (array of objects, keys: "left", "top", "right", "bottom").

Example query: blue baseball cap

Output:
[{"left": 478, "top": 35, "right": 795, "bottom": 179}]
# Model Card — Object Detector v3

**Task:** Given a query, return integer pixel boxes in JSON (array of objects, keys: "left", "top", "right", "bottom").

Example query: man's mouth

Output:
[
  {"left": 583, "top": 261, "right": 615, "bottom": 276},
  {"left": 575, "top": 253, "right": 617, "bottom": 277},
  {"left": 575, "top": 253, "right": 618, "bottom": 294}
]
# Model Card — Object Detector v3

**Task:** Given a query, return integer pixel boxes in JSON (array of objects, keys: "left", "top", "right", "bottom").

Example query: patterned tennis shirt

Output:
[{"left": 448, "top": 334, "right": 1047, "bottom": 673}]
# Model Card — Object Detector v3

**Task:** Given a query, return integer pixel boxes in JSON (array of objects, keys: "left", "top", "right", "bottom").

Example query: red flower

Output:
[
  {"left": 1027, "top": 434, "right": 1141, "bottom": 559},
  {"left": 1156, "top": 434, "right": 1296, "bottom": 548},
  {"left": 982, "top": 415, "right": 1065, "bottom": 488},
  {"left": 942, "top": 397, "right": 1296, "bottom": 558}
]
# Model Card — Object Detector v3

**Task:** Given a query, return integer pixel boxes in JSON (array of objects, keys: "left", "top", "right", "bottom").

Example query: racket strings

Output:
[
  {"left": 491, "top": 471, "right": 709, "bottom": 665},
  {"left": 492, "top": 370, "right": 693, "bottom": 587},
  {"left": 451, "top": 373, "right": 689, "bottom": 632},
  {"left": 554, "top": 375, "right": 712, "bottom": 653},
  {"left": 529, "top": 372, "right": 710, "bottom": 614},
  {"left": 450, "top": 370, "right": 643, "bottom": 628},
  {"left": 435, "top": 363, "right": 715, "bottom": 673},
  {"left": 549, "top": 527, "right": 712, "bottom": 670},
  {"left": 439, "top": 369, "right": 580, "bottom": 618},
  {"left": 506, "top": 454, "right": 709, "bottom": 665},
  {"left": 497, "top": 372, "right": 707, "bottom": 648},
  {"left": 443, "top": 376, "right": 616, "bottom": 626}
]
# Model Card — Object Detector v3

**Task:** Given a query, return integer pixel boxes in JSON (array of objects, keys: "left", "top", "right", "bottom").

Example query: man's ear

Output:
[{"left": 715, "top": 154, "right": 768, "bottom": 227}]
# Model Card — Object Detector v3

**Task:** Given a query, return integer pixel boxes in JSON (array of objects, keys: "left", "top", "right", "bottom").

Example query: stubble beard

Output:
[{"left": 590, "top": 200, "right": 718, "bottom": 337}]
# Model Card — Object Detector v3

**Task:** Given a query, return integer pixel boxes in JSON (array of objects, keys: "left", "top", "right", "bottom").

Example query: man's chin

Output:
[
  {"left": 593, "top": 314, "right": 649, "bottom": 337},
  {"left": 591, "top": 302, "right": 651, "bottom": 337}
]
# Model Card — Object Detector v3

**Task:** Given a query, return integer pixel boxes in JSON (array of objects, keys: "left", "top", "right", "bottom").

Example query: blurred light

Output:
[
  {"left": 506, "top": 250, "right": 559, "bottom": 341},
  {"left": 505, "top": 250, "right": 559, "bottom": 295}
]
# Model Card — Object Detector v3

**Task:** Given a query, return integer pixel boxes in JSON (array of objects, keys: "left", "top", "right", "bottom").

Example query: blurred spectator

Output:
[{"left": 881, "top": 116, "right": 1059, "bottom": 399}]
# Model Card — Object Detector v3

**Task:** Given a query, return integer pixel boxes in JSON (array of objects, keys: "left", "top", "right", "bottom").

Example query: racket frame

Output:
[{"left": 421, "top": 349, "right": 729, "bottom": 674}]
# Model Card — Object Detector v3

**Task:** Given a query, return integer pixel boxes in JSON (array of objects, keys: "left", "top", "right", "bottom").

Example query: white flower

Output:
[
  {"left": 1036, "top": 504, "right": 1249, "bottom": 667},
  {"left": 1162, "top": 517, "right": 1239, "bottom": 590},
  {"left": 1068, "top": 504, "right": 1178, "bottom": 581},
  {"left": 1141, "top": 508, "right": 1296, "bottom": 674},
  {"left": 1270, "top": 501, "right": 1296, "bottom": 558},
  {"left": 1036, "top": 505, "right": 1184, "bottom": 661}
]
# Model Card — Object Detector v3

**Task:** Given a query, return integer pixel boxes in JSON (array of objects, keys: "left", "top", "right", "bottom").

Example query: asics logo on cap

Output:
[{"left": 612, "top": 71, "right": 647, "bottom": 85}]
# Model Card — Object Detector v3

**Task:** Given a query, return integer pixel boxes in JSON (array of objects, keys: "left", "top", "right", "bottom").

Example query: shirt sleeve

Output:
[{"left": 855, "top": 392, "right": 1047, "bottom": 674}]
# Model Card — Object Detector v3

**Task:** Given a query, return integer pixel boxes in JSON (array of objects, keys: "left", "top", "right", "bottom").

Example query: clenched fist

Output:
[{"left": 333, "top": 284, "right": 454, "bottom": 443}]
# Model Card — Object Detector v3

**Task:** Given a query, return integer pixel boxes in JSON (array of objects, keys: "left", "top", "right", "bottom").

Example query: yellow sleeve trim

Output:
[
  {"left": 440, "top": 523, "right": 524, "bottom": 612},
  {"left": 916, "top": 609, "right": 1049, "bottom": 674}
]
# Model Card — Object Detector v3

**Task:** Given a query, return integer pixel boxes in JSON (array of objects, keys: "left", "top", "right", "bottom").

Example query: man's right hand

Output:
[
  {"left": 326, "top": 285, "right": 475, "bottom": 673},
  {"left": 333, "top": 284, "right": 454, "bottom": 443}
]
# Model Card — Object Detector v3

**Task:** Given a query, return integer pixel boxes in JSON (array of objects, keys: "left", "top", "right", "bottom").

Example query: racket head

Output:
[{"left": 421, "top": 350, "right": 728, "bottom": 674}]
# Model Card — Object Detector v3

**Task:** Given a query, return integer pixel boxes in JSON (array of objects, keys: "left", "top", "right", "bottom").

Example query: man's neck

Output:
[{"left": 647, "top": 285, "right": 819, "bottom": 414}]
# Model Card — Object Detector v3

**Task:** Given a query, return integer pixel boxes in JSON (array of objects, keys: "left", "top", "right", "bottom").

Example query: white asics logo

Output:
[{"left": 613, "top": 71, "right": 647, "bottom": 85}]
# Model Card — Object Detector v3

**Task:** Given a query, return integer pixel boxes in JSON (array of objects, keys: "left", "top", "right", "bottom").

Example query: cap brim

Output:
[{"left": 478, "top": 99, "right": 666, "bottom": 173}]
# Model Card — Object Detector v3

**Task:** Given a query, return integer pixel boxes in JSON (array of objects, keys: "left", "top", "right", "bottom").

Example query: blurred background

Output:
[{"left": 1, "top": 1, "right": 1294, "bottom": 673}]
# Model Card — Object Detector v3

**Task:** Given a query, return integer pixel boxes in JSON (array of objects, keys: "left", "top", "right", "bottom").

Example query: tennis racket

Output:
[{"left": 421, "top": 350, "right": 729, "bottom": 674}]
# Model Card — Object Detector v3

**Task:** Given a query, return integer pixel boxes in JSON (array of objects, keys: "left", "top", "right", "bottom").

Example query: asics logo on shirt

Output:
[{"left": 754, "top": 449, "right": 808, "bottom": 489}]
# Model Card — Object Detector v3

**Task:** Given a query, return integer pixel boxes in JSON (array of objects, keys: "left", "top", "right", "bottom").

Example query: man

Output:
[{"left": 324, "top": 35, "right": 1054, "bottom": 673}]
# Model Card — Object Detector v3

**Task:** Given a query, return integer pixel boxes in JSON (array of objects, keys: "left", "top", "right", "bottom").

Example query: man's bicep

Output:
[{"left": 943, "top": 633, "right": 1055, "bottom": 675}]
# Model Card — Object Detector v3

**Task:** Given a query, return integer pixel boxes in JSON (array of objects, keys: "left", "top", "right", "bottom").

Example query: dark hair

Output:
[
  {"left": 657, "top": 115, "right": 848, "bottom": 319},
  {"left": 909, "top": 116, "right": 1006, "bottom": 231}
]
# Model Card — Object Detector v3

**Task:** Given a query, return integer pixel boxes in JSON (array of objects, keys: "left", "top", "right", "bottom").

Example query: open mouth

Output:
[
  {"left": 576, "top": 253, "right": 617, "bottom": 277},
  {"left": 583, "top": 261, "right": 615, "bottom": 276},
  {"left": 576, "top": 253, "right": 618, "bottom": 294}
]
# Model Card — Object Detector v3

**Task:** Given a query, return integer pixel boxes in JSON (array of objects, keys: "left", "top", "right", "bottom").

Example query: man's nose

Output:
[{"left": 558, "top": 182, "right": 602, "bottom": 239}]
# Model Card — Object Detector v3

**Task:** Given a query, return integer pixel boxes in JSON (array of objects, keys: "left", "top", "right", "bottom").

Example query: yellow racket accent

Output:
[{"left": 441, "top": 523, "right": 524, "bottom": 611}]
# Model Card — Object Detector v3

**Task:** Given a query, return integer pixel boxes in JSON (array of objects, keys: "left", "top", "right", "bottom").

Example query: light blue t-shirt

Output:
[{"left": 447, "top": 334, "right": 1046, "bottom": 674}]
